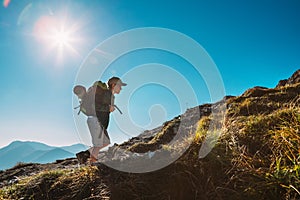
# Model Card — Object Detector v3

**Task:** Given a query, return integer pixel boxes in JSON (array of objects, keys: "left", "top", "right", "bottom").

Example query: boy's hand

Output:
[{"left": 109, "top": 105, "right": 115, "bottom": 112}]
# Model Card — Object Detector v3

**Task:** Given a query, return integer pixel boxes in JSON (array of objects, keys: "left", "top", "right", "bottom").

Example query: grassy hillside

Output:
[{"left": 0, "top": 71, "right": 299, "bottom": 200}]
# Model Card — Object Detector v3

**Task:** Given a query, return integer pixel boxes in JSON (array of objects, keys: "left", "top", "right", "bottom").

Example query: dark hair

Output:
[{"left": 108, "top": 77, "right": 127, "bottom": 89}]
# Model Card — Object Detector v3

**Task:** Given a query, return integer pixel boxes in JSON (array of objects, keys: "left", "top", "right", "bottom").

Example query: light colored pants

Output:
[{"left": 87, "top": 116, "right": 110, "bottom": 147}]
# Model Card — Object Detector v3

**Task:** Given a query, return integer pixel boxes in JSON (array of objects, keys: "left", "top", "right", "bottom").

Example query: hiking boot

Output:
[
  {"left": 88, "top": 156, "right": 97, "bottom": 164},
  {"left": 76, "top": 150, "right": 90, "bottom": 164}
]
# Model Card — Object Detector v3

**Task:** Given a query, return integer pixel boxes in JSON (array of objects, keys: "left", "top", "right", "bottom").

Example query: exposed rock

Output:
[
  {"left": 276, "top": 69, "right": 300, "bottom": 88},
  {"left": 241, "top": 86, "right": 271, "bottom": 98}
]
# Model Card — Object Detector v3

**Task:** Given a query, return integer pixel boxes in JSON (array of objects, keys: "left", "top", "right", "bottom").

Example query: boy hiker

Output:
[{"left": 74, "top": 77, "right": 127, "bottom": 164}]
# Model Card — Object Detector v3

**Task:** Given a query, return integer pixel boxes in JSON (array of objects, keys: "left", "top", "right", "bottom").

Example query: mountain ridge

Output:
[{"left": 0, "top": 141, "right": 87, "bottom": 170}]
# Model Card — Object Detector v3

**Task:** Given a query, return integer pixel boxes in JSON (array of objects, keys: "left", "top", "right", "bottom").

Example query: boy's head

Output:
[{"left": 108, "top": 77, "right": 127, "bottom": 94}]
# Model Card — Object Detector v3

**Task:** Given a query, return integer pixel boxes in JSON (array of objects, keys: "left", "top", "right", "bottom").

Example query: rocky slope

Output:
[{"left": 0, "top": 70, "right": 299, "bottom": 200}]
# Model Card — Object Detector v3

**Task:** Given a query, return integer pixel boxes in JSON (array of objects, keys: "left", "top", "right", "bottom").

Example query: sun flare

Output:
[{"left": 33, "top": 16, "right": 81, "bottom": 63}]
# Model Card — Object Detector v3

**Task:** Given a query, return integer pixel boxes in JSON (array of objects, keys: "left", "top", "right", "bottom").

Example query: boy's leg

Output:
[{"left": 89, "top": 144, "right": 109, "bottom": 163}]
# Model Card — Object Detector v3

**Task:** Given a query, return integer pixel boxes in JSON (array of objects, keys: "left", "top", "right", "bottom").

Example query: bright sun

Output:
[
  {"left": 33, "top": 16, "right": 81, "bottom": 63},
  {"left": 53, "top": 29, "right": 70, "bottom": 46}
]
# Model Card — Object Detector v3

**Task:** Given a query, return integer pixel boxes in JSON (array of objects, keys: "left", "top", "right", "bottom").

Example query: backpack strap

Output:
[
  {"left": 74, "top": 101, "right": 82, "bottom": 115},
  {"left": 114, "top": 105, "right": 123, "bottom": 114}
]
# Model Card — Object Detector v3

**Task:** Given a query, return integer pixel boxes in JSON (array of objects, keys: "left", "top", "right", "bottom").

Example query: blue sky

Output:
[{"left": 0, "top": 0, "right": 299, "bottom": 148}]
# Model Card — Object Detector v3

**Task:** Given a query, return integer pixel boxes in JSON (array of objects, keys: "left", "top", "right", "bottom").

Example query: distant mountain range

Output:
[{"left": 0, "top": 141, "right": 88, "bottom": 170}]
